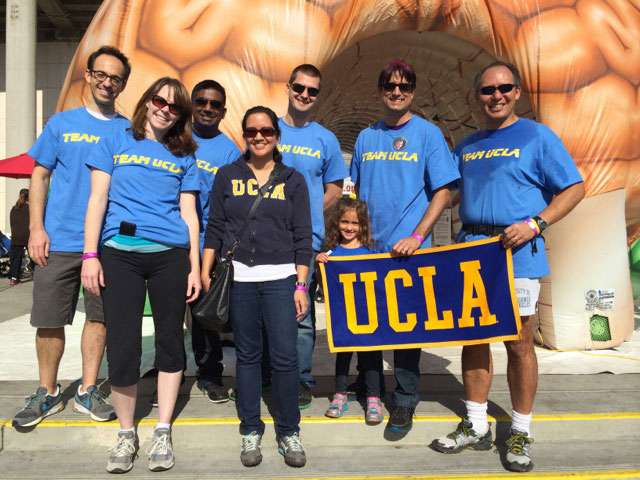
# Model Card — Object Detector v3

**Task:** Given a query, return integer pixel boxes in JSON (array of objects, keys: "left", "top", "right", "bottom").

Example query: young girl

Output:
[{"left": 317, "top": 197, "right": 384, "bottom": 424}]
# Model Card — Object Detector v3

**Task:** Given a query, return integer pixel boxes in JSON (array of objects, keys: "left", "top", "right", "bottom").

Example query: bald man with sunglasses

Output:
[{"left": 431, "top": 61, "right": 585, "bottom": 473}]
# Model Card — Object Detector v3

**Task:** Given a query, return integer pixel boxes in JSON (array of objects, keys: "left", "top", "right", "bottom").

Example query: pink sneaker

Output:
[
  {"left": 325, "top": 393, "right": 349, "bottom": 418},
  {"left": 365, "top": 396, "right": 384, "bottom": 424}
]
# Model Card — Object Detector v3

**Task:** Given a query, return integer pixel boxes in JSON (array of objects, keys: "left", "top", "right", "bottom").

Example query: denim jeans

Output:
[
  {"left": 392, "top": 348, "right": 421, "bottom": 407},
  {"left": 230, "top": 275, "right": 300, "bottom": 437},
  {"left": 296, "top": 253, "right": 317, "bottom": 386}
]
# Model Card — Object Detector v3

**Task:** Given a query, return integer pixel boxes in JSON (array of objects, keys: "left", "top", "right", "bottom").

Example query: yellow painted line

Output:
[
  {"left": 2, "top": 411, "right": 640, "bottom": 429},
  {"left": 294, "top": 472, "right": 640, "bottom": 480}
]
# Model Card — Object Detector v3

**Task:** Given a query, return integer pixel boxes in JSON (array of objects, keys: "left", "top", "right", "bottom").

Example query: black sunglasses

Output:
[
  {"left": 382, "top": 82, "right": 415, "bottom": 93},
  {"left": 479, "top": 84, "right": 516, "bottom": 96},
  {"left": 151, "top": 95, "right": 182, "bottom": 116},
  {"left": 290, "top": 83, "right": 320, "bottom": 97},
  {"left": 243, "top": 127, "right": 277, "bottom": 139},
  {"left": 89, "top": 70, "right": 124, "bottom": 88},
  {"left": 193, "top": 97, "right": 224, "bottom": 109}
]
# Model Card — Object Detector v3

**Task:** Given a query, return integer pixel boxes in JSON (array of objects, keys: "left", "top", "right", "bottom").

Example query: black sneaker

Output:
[
  {"left": 388, "top": 406, "right": 414, "bottom": 432},
  {"left": 200, "top": 382, "right": 229, "bottom": 404},
  {"left": 299, "top": 383, "right": 313, "bottom": 410}
]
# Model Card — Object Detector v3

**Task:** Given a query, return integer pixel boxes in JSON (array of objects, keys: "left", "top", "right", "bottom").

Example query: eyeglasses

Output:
[
  {"left": 479, "top": 84, "right": 516, "bottom": 96},
  {"left": 290, "top": 83, "right": 320, "bottom": 97},
  {"left": 193, "top": 97, "right": 224, "bottom": 109},
  {"left": 243, "top": 127, "right": 277, "bottom": 139},
  {"left": 382, "top": 82, "right": 415, "bottom": 93},
  {"left": 151, "top": 95, "right": 182, "bottom": 116},
  {"left": 89, "top": 70, "right": 125, "bottom": 88}
]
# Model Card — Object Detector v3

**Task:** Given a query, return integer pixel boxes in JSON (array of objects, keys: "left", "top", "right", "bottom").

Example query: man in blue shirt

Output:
[
  {"left": 191, "top": 79, "right": 240, "bottom": 404},
  {"left": 431, "top": 61, "right": 584, "bottom": 473},
  {"left": 13, "top": 46, "right": 132, "bottom": 428},
  {"left": 350, "top": 60, "right": 460, "bottom": 431}
]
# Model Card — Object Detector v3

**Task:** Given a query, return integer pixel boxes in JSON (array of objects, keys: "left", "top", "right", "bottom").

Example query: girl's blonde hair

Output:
[{"left": 324, "top": 197, "right": 373, "bottom": 250}]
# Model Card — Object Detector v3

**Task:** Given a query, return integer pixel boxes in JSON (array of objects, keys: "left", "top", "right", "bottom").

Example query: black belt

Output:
[{"left": 462, "top": 224, "right": 506, "bottom": 236}]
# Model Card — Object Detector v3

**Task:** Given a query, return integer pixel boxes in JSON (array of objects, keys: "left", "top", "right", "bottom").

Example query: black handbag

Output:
[{"left": 191, "top": 164, "right": 283, "bottom": 331}]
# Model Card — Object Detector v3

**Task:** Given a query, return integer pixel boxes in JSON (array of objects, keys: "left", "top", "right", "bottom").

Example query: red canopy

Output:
[{"left": 0, "top": 153, "right": 35, "bottom": 178}]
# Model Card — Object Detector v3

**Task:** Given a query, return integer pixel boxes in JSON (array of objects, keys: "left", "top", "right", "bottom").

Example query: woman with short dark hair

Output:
[{"left": 82, "top": 77, "right": 200, "bottom": 474}]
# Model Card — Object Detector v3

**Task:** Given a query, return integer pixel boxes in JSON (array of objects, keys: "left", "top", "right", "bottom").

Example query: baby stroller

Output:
[{"left": 0, "top": 231, "right": 11, "bottom": 277}]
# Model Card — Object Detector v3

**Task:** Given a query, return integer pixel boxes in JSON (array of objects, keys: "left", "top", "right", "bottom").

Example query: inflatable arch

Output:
[{"left": 57, "top": 0, "right": 638, "bottom": 350}]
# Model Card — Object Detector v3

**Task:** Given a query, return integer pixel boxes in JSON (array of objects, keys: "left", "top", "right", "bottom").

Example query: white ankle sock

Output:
[
  {"left": 511, "top": 410, "right": 532, "bottom": 436},
  {"left": 46, "top": 386, "right": 60, "bottom": 398},
  {"left": 155, "top": 422, "right": 171, "bottom": 431},
  {"left": 119, "top": 427, "right": 135, "bottom": 435},
  {"left": 465, "top": 400, "right": 489, "bottom": 435}
]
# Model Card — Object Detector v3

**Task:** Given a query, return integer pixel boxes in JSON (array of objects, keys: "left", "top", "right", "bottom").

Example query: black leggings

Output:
[
  {"left": 101, "top": 247, "right": 189, "bottom": 387},
  {"left": 335, "top": 351, "right": 383, "bottom": 397}
]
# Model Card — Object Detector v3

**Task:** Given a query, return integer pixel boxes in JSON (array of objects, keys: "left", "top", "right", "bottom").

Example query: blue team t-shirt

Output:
[
  {"left": 86, "top": 129, "right": 200, "bottom": 249},
  {"left": 28, "top": 107, "right": 130, "bottom": 252},
  {"left": 455, "top": 118, "right": 583, "bottom": 278},
  {"left": 194, "top": 132, "right": 240, "bottom": 248},
  {"left": 350, "top": 115, "right": 459, "bottom": 252},
  {"left": 278, "top": 118, "right": 348, "bottom": 251},
  {"left": 331, "top": 245, "right": 372, "bottom": 256}
]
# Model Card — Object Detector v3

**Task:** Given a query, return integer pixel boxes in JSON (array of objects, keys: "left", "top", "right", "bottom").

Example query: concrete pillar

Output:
[{"left": 3, "top": 0, "right": 36, "bottom": 232}]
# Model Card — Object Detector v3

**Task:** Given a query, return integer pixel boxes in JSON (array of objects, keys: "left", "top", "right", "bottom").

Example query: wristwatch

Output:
[{"left": 533, "top": 215, "right": 548, "bottom": 233}]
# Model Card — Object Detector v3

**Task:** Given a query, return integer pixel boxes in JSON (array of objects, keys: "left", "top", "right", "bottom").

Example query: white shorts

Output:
[{"left": 514, "top": 278, "right": 541, "bottom": 317}]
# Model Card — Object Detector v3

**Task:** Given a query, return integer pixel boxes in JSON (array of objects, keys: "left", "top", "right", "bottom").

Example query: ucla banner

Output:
[{"left": 319, "top": 238, "right": 521, "bottom": 352}]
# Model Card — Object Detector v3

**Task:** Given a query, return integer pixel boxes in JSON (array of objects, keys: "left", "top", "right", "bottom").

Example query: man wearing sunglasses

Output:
[
  {"left": 277, "top": 64, "right": 348, "bottom": 409},
  {"left": 14, "top": 46, "right": 131, "bottom": 429},
  {"left": 350, "top": 59, "right": 460, "bottom": 432},
  {"left": 191, "top": 80, "right": 240, "bottom": 404},
  {"left": 431, "top": 61, "right": 584, "bottom": 473}
]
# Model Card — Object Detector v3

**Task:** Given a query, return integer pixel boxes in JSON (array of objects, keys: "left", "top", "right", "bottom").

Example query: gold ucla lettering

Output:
[
  {"left": 339, "top": 272, "right": 379, "bottom": 334},
  {"left": 384, "top": 269, "right": 417, "bottom": 333},
  {"left": 458, "top": 260, "right": 497, "bottom": 328},
  {"left": 278, "top": 144, "right": 292, "bottom": 153},
  {"left": 418, "top": 266, "right": 454, "bottom": 330},
  {"left": 232, "top": 179, "right": 245, "bottom": 196},
  {"left": 270, "top": 183, "right": 285, "bottom": 200},
  {"left": 197, "top": 160, "right": 218, "bottom": 173},
  {"left": 247, "top": 179, "right": 258, "bottom": 196}
]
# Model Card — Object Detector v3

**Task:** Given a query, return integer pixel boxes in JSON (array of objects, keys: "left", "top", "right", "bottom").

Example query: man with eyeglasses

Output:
[
  {"left": 278, "top": 64, "right": 348, "bottom": 409},
  {"left": 191, "top": 79, "right": 240, "bottom": 404},
  {"left": 350, "top": 59, "right": 459, "bottom": 431},
  {"left": 431, "top": 61, "right": 584, "bottom": 473},
  {"left": 13, "top": 46, "right": 131, "bottom": 429}
]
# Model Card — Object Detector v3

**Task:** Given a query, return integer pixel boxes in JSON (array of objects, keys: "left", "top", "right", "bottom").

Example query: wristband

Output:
[
  {"left": 295, "top": 284, "right": 309, "bottom": 292},
  {"left": 411, "top": 232, "right": 424, "bottom": 243},
  {"left": 82, "top": 252, "right": 99, "bottom": 261},
  {"left": 524, "top": 218, "right": 541, "bottom": 235}
]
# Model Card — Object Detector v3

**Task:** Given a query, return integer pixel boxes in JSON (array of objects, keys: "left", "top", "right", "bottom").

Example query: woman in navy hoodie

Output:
[{"left": 202, "top": 106, "right": 312, "bottom": 469}]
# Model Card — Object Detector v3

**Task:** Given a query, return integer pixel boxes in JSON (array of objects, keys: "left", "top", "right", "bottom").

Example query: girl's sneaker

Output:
[
  {"left": 325, "top": 393, "right": 349, "bottom": 418},
  {"left": 365, "top": 396, "right": 384, "bottom": 425}
]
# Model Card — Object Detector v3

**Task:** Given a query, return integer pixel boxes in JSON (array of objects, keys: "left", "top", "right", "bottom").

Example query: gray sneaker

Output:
[
  {"left": 431, "top": 418, "right": 493, "bottom": 454},
  {"left": 240, "top": 431, "right": 263, "bottom": 467},
  {"left": 73, "top": 385, "right": 116, "bottom": 422},
  {"left": 504, "top": 429, "right": 534, "bottom": 472},
  {"left": 277, "top": 432, "right": 306, "bottom": 468},
  {"left": 107, "top": 431, "right": 138, "bottom": 474},
  {"left": 147, "top": 428, "right": 175, "bottom": 472},
  {"left": 12, "top": 385, "right": 64, "bottom": 428}
]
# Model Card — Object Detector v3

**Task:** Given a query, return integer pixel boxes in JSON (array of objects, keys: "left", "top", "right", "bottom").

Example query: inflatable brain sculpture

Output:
[{"left": 57, "top": 0, "right": 639, "bottom": 243}]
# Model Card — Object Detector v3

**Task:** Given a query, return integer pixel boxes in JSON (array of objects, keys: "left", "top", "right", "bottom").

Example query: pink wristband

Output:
[
  {"left": 524, "top": 218, "right": 541, "bottom": 235},
  {"left": 411, "top": 232, "right": 424, "bottom": 243},
  {"left": 81, "top": 252, "right": 99, "bottom": 261},
  {"left": 295, "top": 285, "right": 309, "bottom": 292}
]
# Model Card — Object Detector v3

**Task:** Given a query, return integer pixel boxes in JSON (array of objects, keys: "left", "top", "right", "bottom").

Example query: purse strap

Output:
[{"left": 223, "top": 162, "right": 284, "bottom": 260}]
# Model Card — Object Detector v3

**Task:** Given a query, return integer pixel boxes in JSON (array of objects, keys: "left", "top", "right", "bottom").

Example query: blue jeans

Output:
[
  {"left": 296, "top": 254, "right": 317, "bottom": 386},
  {"left": 230, "top": 276, "right": 300, "bottom": 437},
  {"left": 392, "top": 348, "right": 421, "bottom": 407}
]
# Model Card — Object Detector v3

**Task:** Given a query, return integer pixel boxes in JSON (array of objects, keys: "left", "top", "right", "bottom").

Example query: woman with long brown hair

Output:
[
  {"left": 82, "top": 77, "right": 200, "bottom": 473},
  {"left": 9, "top": 188, "right": 30, "bottom": 285}
]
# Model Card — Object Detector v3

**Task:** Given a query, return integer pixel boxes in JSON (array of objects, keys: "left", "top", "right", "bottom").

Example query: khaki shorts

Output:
[{"left": 30, "top": 252, "right": 104, "bottom": 328}]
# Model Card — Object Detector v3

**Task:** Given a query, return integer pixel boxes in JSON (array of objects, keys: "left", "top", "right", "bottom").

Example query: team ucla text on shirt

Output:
[
  {"left": 62, "top": 133, "right": 101, "bottom": 144},
  {"left": 231, "top": 179, "right": 286, "bottom": 200},
  {"left": 196, "top": 160, "right": 219, "bottom": 174},
  {"left": 112, "top": 153, "right": 184, "bottom": 174},
  {"left": 360, "top": 151, "right": 418, "bottom": 162},
  {"left": 462, "top": 148, "right": 521, "bottom": 162},
  {"left": 278, "top": 143, "right": 321, "bottom": 158}
]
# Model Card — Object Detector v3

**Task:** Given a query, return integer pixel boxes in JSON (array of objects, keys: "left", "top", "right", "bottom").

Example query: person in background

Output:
[
  {"left": 9, "top": 188, "right": 30, "bottom": 285},
  {"left": 13, "top": 45, "right": 131, "bottom": 429},
  {"left": 190, "top": 79, "right": 240, "bottom": 403},
  {"left": 82, "top": 77, "right": 201, "bottom": 474},
  {"left": 202, "top": 106, "right": 312, "bottom": 468}
]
